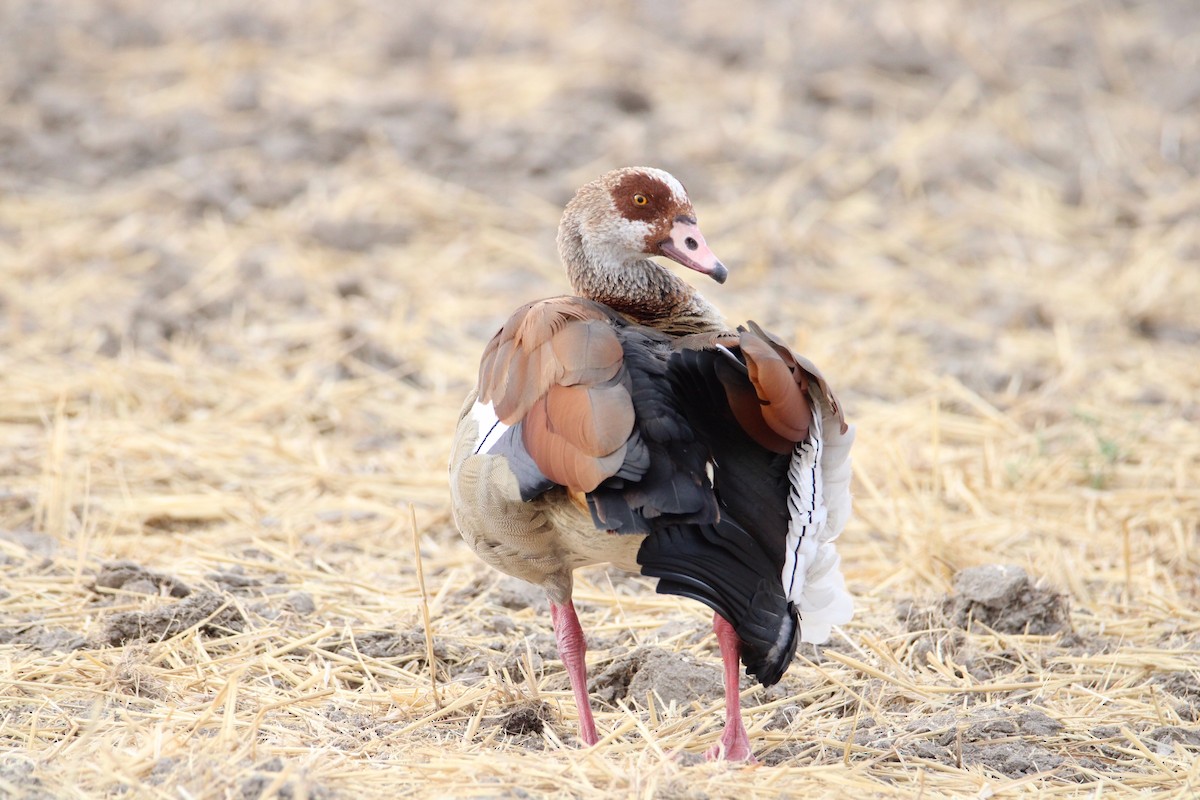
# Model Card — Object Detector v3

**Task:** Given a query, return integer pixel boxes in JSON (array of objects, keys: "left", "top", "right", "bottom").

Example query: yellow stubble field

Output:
[{"left": 1, "top": 1, "right": 1197, "bottom": 797}]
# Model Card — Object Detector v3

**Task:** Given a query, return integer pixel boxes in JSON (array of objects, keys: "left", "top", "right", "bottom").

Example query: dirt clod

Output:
[
  {"left": 1146, "top": 726, "right": 1200, "bottom": 755},
  {"left": 94, "top": 561, "right": 191, "bottom": 598},
  {"left": 955, "top": 564, "right": 1029, "bottom": 607},
  {"left": 500, "top": 702, "right": 551, "bottom": 736},
  {"left": 0, "top": 624, "right": 87, "bottom": 653},
  {"left": 238, "top": 757, "right": 332, "bottom": 800},
  {"left": 630, "top": 649, "right": 722, "bottom": 708},
  {"left": 1016, "top": 710, "right": 1064, "bottom": 737},
  {"left": 102, "top": 590, "right": 244, "bottom": 646},
  {"left": 943, "top": 565, "right": 1070, "bottom": 635},
  {"left": 206, "top": 567, "right": 263, "bottom": 593},
  {"left": 282, "top": 592, "right": 315, "bottom": 615},
  {"left": 963, "top": 742, "right": 1065, "bottom": 778},
  {"left": 590, "top": 646, "right": 722, "bottom": 709}
]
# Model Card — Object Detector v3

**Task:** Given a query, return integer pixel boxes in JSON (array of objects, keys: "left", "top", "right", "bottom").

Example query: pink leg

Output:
[
  {"left": 705, "top": 613, "right": 757, "bottom": 762},
  {"left": 550, "top": 601, "right": 599, "bottom": 746}
]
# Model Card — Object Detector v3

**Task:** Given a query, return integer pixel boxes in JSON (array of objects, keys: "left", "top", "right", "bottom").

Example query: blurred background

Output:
[
  {"left": 3, "top": 0, "right": 1198, "bottom": 364},
  {"left": 3, "top": 0, "right": 1197, "bottom": 536},
  {"left": 4, "top": 1, "right": 1197, "bottom": 353},
  {"left": 1, "top": 0, "right": 1198, "bottom": 796}
]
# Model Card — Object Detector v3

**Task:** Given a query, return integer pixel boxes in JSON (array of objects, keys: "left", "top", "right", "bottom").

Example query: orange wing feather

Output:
[
  {"left": 478, "top": 298, "right": 636, "bottom": 493},
  {"left": 745, "top": 321, "right": 847, "bottom": 435},
  {"left": 708, "top": 322, "right": 847, "bottom": 452},
  {"left": 739, "top": 332, "right": 813, "bottom": 443}
]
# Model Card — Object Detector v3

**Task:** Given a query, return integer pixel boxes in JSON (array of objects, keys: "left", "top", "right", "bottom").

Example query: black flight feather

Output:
[
  {"left": 586, "top": 328, "right": 718, "bottom": 534},
  {"left": 666, "top": 346, "right": 793, "bottom": 568},
  {"left": 637, "top": 517, "right": 799, "bottom": 686}
]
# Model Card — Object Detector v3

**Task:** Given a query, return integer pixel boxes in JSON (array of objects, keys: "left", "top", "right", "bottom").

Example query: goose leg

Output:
[
  {"left": 550, "top": 600, "right": 599, "bottom": 746},
  {"left": 706, "top": 612, "right": 757, "bottom": 762}
]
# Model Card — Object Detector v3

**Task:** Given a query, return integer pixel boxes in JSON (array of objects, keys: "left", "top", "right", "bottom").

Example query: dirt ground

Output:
[{"left": 2, "top": 1, "right": 1198, "bottom": 798}]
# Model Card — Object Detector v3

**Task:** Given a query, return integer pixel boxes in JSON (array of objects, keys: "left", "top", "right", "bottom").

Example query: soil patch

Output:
[
  {"left": 902, "top": 564, "right": 1070, "bottom": 637},
  {"left": 94, "top": 561, "right": 192, "bottom": 597},
  {"left": 499, "top": 702, "right": 552, "bottom": 736},
  {"left": 590, "top": 646, "right": 722, "bottom": 709},
  {"left": 102, "top": 590, "right": 245, "bottom": 646}
]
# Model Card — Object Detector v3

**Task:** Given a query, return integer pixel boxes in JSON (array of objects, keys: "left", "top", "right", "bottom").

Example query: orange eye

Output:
[{"left": 633, "top": 193, "right": 648, "bottom": 206}]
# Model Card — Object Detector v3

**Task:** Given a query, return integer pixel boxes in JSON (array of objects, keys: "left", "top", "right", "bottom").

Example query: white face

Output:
[
  {"left": 560, "top": 166, "right": 728, "bottom": 293},
  {"left": 579, "top": 167, "right": 693, "bottom": 266},
  {"left": 581, "top": 215, "right": 655, "bottom": 266}
]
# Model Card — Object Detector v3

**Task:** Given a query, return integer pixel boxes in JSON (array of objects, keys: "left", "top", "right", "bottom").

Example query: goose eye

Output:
[{"left": 633, "top": 193, "right": 648, "bottom": 206}]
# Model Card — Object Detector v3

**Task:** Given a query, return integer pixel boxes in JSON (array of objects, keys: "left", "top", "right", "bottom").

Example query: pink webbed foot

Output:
[{"left": 705, "top": 726, "right": 757, "bottom": 763}]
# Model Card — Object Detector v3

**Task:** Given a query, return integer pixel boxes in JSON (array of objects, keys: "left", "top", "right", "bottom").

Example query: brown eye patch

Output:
[{"left": 611, "top": 173, "right": 675, "bottom": 223}]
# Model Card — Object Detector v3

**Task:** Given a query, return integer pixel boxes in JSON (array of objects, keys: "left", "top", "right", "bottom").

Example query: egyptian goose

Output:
[{"left": 449, "top": 167, "right": 854, "bottom": 761}]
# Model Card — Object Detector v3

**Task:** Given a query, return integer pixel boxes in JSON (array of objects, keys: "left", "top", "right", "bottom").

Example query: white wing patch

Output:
[
  {"left": 781, "top": 408, "right": 856, "bottom": 644},
  {"left": 470, "top": 400, "right": 510, "bottom": 455}
]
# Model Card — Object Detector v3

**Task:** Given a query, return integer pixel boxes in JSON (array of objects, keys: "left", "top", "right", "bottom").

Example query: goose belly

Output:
[{"left": 450, "top": 395, "right": 644, "bottom": 599}]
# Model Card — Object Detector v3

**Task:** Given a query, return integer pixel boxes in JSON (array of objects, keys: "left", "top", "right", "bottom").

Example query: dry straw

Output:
[{"left": 1, "top": 0, "right": 1198, "bottom": 798}]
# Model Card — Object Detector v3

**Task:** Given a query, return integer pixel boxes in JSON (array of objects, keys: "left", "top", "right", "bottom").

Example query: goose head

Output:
[{"left": 557, "top": 168, "right": 728, "bottom": 317}]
